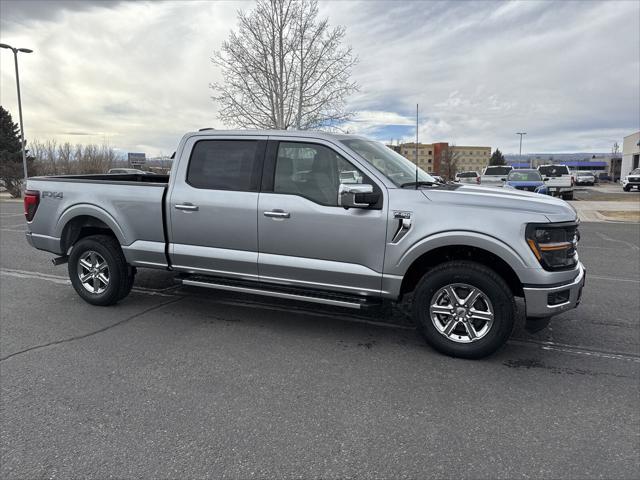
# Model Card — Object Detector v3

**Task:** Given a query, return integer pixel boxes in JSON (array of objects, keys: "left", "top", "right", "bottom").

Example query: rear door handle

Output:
[
  {"left": 174, "top": 203, "right": 199, "bottom": 211},
  {"left": 263, "top": 210, "right": 290, "bottom": 219}
]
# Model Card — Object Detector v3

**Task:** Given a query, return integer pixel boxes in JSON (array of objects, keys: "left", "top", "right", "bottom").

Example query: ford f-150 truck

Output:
[{"left": 24, "top": 130, "right": 585, "bottom": 358}]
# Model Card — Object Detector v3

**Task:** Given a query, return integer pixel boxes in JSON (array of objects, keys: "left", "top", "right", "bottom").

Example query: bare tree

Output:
[
  {"left": 440, "top": 145, "right": 460, "bottom": 181},
  {"left": 612, "top": 141, "right": 620, "bottom": 157},
  {"left": 211, "top": 0, "right": 358, "bottom": 130},
  {"left": 30, "top": 140, "right": 116, "bottom": 175}
]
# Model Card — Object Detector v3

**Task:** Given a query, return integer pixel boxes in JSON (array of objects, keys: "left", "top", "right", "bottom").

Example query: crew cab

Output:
[
  {"left": 537, "top": 164, "right": 574, "bottom": 200},
  {"left": 24, "top": 131, "right": 585, "bottom": 359},
  {"left": 480, "top": 165, "right": 513, "bottom": 186}
]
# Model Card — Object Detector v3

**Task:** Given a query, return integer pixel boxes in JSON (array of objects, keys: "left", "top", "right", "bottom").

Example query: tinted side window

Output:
[
  {"left": 274, "top": 142, "right": 369, "bottom": 206},
  {"left": 187, "top": 140, "right": 261, "bottom": 191}
]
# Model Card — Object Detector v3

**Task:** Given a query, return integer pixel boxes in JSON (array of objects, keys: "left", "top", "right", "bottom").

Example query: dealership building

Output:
[{"left": 621, "top": 131, "right": 640, "bottom": 178}]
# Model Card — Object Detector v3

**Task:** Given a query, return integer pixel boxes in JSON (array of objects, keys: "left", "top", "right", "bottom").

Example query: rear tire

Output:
[
  {"left": 412, "top": 261, "right": 516, "bottom": 359},
  {"left": 68, "top": 235, "right": 132, "bottom": 306},
  {"left": 562, "top": 192, "right": 574, "bottom": 200}
]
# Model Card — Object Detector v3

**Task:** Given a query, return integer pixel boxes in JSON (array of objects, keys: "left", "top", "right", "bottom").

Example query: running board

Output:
[{"left": 180, "top": 276, "right": 379, "bottom": 310}]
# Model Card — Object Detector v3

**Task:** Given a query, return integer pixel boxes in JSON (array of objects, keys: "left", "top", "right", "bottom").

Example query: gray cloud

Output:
[{"left": 0, "top": 0, "right": 637, "bottom": 155}]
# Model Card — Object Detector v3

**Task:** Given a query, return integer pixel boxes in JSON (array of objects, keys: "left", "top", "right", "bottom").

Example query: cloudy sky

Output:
[{"left": 1, "top": 0, "right": 638, "bottom": 156}]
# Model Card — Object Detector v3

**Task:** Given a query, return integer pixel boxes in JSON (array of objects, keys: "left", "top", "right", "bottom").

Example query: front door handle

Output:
[
  {"left": 174, "top": 203, "right": 199, "bottom": 211},
  {"left": 263, "top": 210, "right": 290, "bottom": 219}
]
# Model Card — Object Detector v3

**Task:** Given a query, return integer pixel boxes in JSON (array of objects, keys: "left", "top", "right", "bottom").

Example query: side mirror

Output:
[
  {"left": 501, "top": 178, "right": 506, "bottom": 181},
  {"left": 338, "top": 183, "right": 378, "bottom": 208},
  {"left": 543, "top": 177, "right": 550, "bottom": 181}
]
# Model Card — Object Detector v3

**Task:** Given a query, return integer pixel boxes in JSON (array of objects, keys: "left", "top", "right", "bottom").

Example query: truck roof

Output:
[{"left": 184, "top": 129, "right": 366, "bottom": 142}]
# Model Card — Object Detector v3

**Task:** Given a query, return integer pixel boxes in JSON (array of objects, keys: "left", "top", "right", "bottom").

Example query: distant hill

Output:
[{"left": 504, "top": 153, "right": 616, "bottom": 162}]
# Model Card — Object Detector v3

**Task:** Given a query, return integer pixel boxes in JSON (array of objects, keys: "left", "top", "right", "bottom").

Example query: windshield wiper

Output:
[{"left": 400, "top": 181, "right": 441, "bottom": 188}]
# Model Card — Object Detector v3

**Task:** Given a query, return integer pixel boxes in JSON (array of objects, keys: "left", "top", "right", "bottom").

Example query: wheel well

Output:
[
  {"left": 400, "top": 245, "right": 524, "bottom": 298},
  {"left": 61, "top": 215, "right": 118, "bottom": 254}
]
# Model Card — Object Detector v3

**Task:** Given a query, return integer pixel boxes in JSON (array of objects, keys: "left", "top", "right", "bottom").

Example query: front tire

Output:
[
  {"left": 68, "top": 235, "right": 132, "bottom": 306},
  {"left": 412, "top": 261, "right": 516, "bottom": 359},
  {"left": 623, "top": 185, "right": 631, "bottom": 192}
]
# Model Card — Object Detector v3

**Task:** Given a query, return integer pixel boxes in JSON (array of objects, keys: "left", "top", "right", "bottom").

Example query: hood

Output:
[{"left": 420, "top": 184, "right": 577, "bottom": 223}]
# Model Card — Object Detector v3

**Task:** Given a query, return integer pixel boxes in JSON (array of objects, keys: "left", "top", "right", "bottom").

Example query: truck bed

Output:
[
  {"left": 26, "top": 174, "right": 169, "bottom": 267},
  {"left": 29, "top": 173, "right": 170, "bottom": 185}
]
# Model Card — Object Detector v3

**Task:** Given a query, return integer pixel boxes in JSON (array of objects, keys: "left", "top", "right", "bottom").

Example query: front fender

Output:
[{"left": 390, "top": 230, "right": 529, "bottom": 278}]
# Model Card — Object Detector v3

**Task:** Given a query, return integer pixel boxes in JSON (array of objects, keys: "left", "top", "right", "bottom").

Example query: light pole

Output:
[
  {"left": 0, "top": 43, "right": 33, "bottom": 180},
  {"left": 516, "top": 132, "right": 527, "bottom": 167}
]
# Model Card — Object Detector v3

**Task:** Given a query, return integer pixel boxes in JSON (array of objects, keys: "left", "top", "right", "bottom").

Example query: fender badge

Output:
[{"left": 393, "top": 210, "right": 412, "bottom": 219}]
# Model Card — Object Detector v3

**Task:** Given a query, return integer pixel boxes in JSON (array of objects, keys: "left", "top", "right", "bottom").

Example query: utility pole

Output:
[
  {"left": 516, "top": 132, "right": 527, "bottom": 167},
  {"left": 0, "top": 43, "right": 33, "bottom": 181}
]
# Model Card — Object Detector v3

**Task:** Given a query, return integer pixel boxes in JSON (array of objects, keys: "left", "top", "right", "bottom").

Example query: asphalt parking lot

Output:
[{"left": 1, "top": 199, "right": 639, "bottom": 479}]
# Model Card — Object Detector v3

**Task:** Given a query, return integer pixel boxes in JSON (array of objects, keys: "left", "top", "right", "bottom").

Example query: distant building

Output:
[
  {"left": 506, "top": 154, "right": 619, "bottom": 177},
  {"left": 388, "top": 142, "right": 491, "bottom": 174},
  {"left": 621, "top": 131, "right": 640, "bottom": 178}
]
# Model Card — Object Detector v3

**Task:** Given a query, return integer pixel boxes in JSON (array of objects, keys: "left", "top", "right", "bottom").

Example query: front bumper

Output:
[
  {"left": 523, "top": 263, "right": 585, "bottom": 318},
  {"left": 622, "top": 178, "right": 640, "bottom": 187}
]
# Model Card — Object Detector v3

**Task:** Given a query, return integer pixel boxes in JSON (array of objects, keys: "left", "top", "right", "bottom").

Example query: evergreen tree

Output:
[
  {"left": 0, "top": 106, "right": 27, "bottom": 197},
  {"left": 489, "top": 148, "right": 506, "bottom": 166}
]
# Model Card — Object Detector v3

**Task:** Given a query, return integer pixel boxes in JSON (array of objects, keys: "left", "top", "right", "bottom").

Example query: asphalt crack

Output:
[{"left": 0, "top": 296, "right": 184, "bottom": 362}]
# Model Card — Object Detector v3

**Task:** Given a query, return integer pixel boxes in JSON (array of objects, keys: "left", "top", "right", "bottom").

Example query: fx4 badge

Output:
[
  {"left": 393, "top": 210, "right": 412, "bottom": 219},
  {"left": 392, "top": 211, "right": 412, "bottom": 243},
  {"left": 42, "top": 191, "right": 63, "bottom": 199}
]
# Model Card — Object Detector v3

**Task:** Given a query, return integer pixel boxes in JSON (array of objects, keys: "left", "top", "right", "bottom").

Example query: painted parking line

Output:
[
  {"left": 2, "top": 268, "right": 639, "bottom": 363},
  {"left": 0, "top": 268, "right": 179, "bottom": 297},
  {"left": 589, "top": 274, "right": 640, "bottom": 284}
]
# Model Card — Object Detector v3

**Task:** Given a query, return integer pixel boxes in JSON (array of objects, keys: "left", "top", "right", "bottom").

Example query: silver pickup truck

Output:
[{"left": 24, "top": 130, "right": 585, "bottom": 358}]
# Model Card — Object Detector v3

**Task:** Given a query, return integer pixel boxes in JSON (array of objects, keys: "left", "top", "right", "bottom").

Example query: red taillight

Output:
[{"left": 24, "top": 190, "right": 40, "bottom": 222}]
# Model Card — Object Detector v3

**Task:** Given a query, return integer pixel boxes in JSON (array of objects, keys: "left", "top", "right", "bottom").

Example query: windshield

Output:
[
  {"left": 508, "top": 170, "right": 542, "bottom": 182},
  {"left": 631, "top": 168, "right": 640, "bottom": 175},
  {"left": 340, "top": 139, "right": 435, "bottom": 187},
  {"left": 483, "top": 166, "right": 512, "bottom": 176},
  {"left": 539, "top": 165, "right": 569, "bottom": 176}
]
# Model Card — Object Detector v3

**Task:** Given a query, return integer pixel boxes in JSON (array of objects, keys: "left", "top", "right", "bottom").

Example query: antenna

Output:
[{"left": 415, "top": 104, "right": 419, "bottom": 189}]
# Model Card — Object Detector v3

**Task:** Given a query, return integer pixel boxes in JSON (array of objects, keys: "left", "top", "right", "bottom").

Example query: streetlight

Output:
[
  {"left": 516, "top": 132, "right": 527, "bottom": 167},
  {"left": 0, "top": 43, "right": 33, "bottom": 181}
]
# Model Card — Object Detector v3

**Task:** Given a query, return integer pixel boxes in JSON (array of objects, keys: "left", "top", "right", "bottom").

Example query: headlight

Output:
[{"left": 526, "top": 223, "right": 579, "bottom": 270}]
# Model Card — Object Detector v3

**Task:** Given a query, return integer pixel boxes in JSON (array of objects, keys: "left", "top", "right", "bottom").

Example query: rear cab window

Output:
[
  {"left": 483, "top": 166, "right": 512, "bottom": 176},
  {"left": 538, "top": 165, "right": 570, "bottom": 177},
  {"left": 186, "top": 140, "right": 265, "bottom": 191}
]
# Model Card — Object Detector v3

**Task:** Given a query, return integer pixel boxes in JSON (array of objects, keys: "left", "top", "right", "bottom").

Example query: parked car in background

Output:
[
  {"left": 24, "top": 130, "right": 585, "bottom": 359},
  {"left": 573, "top": 171, "right": 596, "bottom": 186},
  {"left": 504, "top": 169, "right": 548, "bottom": 194},
  {"left": 480, "top": 165, "right": 513, "bottom": 186},
  {"left": 454, "top": 171, "right": 480, "bottom": 184},
  {"left": 108, "top": 168, "right": 153, "bottom": 175},
  {"left": 537, "top": 164, "right": 574, "bottom": 200},
  {"left": 622, "top": 168, "right": 640, "bottom": 191}
]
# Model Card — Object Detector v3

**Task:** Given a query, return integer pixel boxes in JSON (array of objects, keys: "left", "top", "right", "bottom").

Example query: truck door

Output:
[
  {"left": 168, "top": 135, "right": 267, "bottom": 280},
  {"left": 257, "top": 139, "right": 387, "bottom": 296}
]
